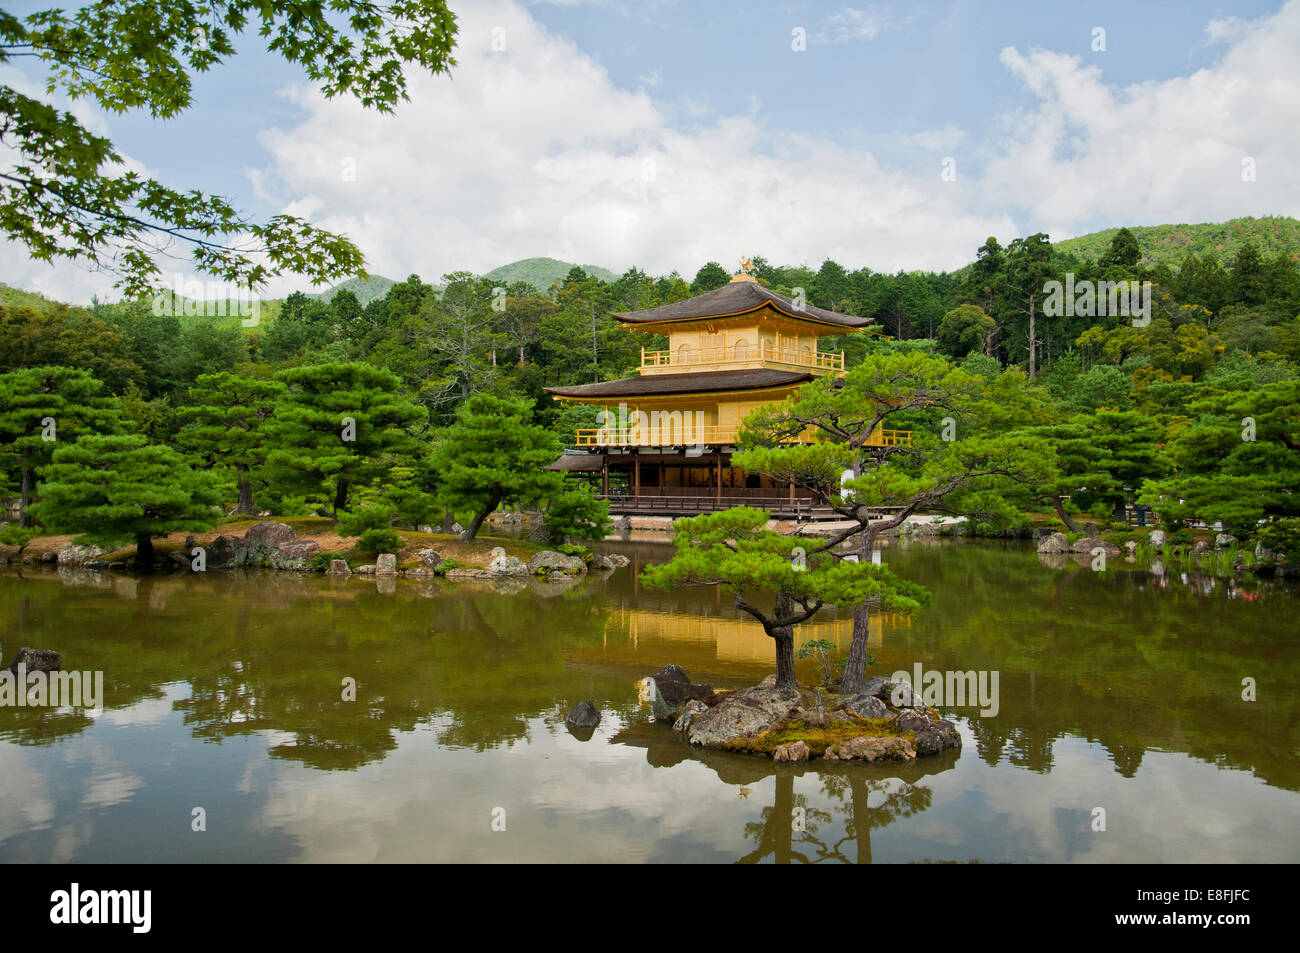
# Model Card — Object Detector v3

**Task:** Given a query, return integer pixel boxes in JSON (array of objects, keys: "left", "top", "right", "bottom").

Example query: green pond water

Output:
[{"left": 1, "top": 539, "right": 1296, "bottom": 863}]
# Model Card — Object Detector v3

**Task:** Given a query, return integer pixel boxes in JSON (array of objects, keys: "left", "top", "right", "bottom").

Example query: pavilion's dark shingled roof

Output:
[
  {"left": 544, "top": 368, "right": 814, "bottom": 399},
  {"left": 545, "top": 453, "right": 604, "bottom": 472},
  {"left": 611, "top": 280, "right": 872, "bottom": 329}
]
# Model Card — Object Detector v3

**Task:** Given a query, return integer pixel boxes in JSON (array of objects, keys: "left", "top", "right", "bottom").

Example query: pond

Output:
[{"left": 1, "top": 538, "right": 1296, "bottom": 863}]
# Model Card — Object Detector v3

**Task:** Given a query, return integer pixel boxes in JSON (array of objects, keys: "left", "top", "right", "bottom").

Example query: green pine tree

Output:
[
  {"left": 265, "top": 362, "right": 427, "bottom": 515},
  {"left": 30, "top": 433, "right": 223, "bottom": 564}
]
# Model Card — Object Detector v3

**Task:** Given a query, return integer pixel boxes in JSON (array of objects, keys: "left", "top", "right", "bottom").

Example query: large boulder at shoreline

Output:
[
  {"left": 375, "top": 553, "right": 398, "bottom": 575},
  {"left": 8, "top": 647, "right": 61, "bottom": 673},
  {"left": 1071, "top": 536, "right": 1119, "bottom": 555},
  {"left": 894, "top": 709, "right": 935, "bottom": 732},
  {"left": 914, "top": 720, "right": 962, "bottom": 756},
  {"left": 1149, "top": 530, "right": 1166, "bottom": 547},
  {"left": 242, "top": 522, "right": 297, "bottom": 566},
  {"left": 416, "top": 548, "right": 442, "bottom": 570},
  {"left": 527, "top": 551, "right": 586, "bottom": 575},
  {"left": 486, "top": 547, "right": 529, "bottom": 577},
  {"left": 685, "top": 682, "right": 801, "bottom": 748},
  {"left": 641, "top": 664, "right": 714, "bottom": 721},
  {"left": 271, "top": 539, "right": 319, "bottom": 570},
  {"left": 205, "top": 535, "right": 242, "bottom": 570},
  {"left": 57, "top": 543, "right": 107, "bottom": 566},
  {"left": 606, "top": 553, "right": 631, "bottom": 567},
  {"left": 1037, "top": 532, "right": 1069, "bottom": 554},
  {"left": 1215, "top": 533, "right": 1238, "bottom": 549},
  {"left": 822, "top": 736, "right": 915, "bottom": 762}
]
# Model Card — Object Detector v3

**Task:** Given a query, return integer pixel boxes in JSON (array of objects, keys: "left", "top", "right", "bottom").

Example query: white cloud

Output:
[
  {"left": 247, "top": 0, "right": 1004, "bottom": 291},
  {"left": 818, "top": 6, "right": 894, "bottom": 43},
  {"left": 1205, "top": 16, "right": 1247, "bottom": 44},
  {"left": 901, "top": 124, "right": 967, "bottom": 153},
  {"left": 983, "top": 1, "right": 1300, "bottom": 243},
  {"left": 6, "top": 0, "right": 1300, "bottom": 303}
]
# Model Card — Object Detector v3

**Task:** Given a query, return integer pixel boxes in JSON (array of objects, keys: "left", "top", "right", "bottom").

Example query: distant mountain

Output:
[
  {"left": 1055, "top": 216, "right": 1300, "bottom": 267},
  {"left": 483, "top": 257, "right": 618, "bottom": 292},
  {"left": 310, "top": 274, "right": 397, "bottom": 306},
  {"left": 0, "top": 283, "right": 63, "bottom": 312}
]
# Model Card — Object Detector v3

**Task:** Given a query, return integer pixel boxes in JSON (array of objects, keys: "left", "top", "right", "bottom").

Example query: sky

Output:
[{"left": 2, "top": 0, "right": 1298, "bottom": 303}]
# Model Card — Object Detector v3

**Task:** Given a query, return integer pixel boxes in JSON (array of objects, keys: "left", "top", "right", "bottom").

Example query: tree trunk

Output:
[
  {"left": 839, "top": 528, "right": 876, "bottom": 695},
  {"left": 1028, "top": 293, "right": 1037, "bottom": 379},
  {"left": 236, "top": 472, "right": 255, "bottom": 515},
  {"left": 439, "top": 507, "right": 456, "bottom": 534},
  {"left": 1051, "top": 494, "right": 1083, "bottom": 533},
  {"left": 136, "top": 533, "right": 154, "bottom": 567},
  {"left": 772, "top": 591, "right": 797, "bottom": 688},
  {"left": 333, "top": 477, "right": 350, "bottom": 516},
  {"left": 19, "top": 465, "right": 34, "bottom": 528},
  {"left": 461, "top": 492, "right": 499, "bottom": 541}
]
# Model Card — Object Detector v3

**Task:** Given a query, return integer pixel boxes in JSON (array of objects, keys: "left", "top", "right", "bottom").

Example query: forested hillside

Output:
[
  {"left": 2, "top": 223, "right": 1297, "bottom": 552},
  {"left": 1055, "top": 216, "right": 1300, "bottom": 268}
]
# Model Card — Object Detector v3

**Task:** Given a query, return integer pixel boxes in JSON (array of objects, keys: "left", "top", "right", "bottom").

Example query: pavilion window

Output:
[{"left": 733, "top": 338, "right": 750, "bottom": 360}]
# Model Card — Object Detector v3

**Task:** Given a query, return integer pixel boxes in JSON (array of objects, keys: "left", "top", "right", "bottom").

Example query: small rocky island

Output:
[{"left": 638, "top": 664, "right": 961, "bottom": 763}]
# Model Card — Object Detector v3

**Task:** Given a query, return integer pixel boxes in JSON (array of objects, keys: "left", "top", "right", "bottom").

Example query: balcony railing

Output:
[
  {"left": 573, "top": 427, "right": 912, "bottom": 448},
  {"left": 641, "top": 346, "right": 844, "bottom": 372}
]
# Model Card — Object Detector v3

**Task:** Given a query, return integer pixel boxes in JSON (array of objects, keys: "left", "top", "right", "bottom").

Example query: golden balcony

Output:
[
  {"left": 572, "top": 426, "right": 911, "bottom": 448},
  {"left": 640, "top": 346, "right": 844, "bottom": 373}
]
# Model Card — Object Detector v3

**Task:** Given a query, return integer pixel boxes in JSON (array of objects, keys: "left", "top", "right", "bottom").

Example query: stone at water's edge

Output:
[
  {"left": 641, "top": 664, "right": 714, "bottom": 722},
  {"left": 242, "top": 521, "right": 297, "bottom": 566},
  {"left": 328, "top": 559, "right": 351, "bottom": 574},
  {"left": 8, "top": 647, "right": 61, "bottom": 673},
  {"left": 1150, "top": 530, "right": 1166, "bottom": 547},
  {"left": 416, "top": 549, "right": 442, "bottom": 570},
  {"left": 673, "top": 699, "right": 708, "bottom": 733},
  {"left": 1037, "top": 532, "right": 1069, "bottom": 555},
  {"left": 565, "top": 700, "right": 601, "bottom": 729},
  {"left": 893, "top": 709, "right": 934, "bottom": 732},
  {"left": 486, "top": 547, "right": 529, "bottom": 577},
  {"left": 685, "top": 682, "right": 801, "bottom": 748},
  {"left": 271, "top": 539, "right": 319, "bottom": 570},
  {"left": 606, "top": 553, "right": 630, "bottom": 567},
  {"left": 822, "top": 736, "right": 916, "bottom": 762},
  {"left": 206, "top": 535, "right": 242, "bottom": 569},
  {"left": 1071, "top": 536, "right": 1119, "bottom": 555},
  {"left": 914, "top": 720, "right": 962, "bottom": 756},
  {"left": 57, "top": 543, "right": 107, "bottom": 566},
  {"left": 773, "top": 740, "right": 811, "bottom": 763},
  {"left": 527, "top": 551, "right": 586, "bottom": 575},
  {"left": 376, "top": 553, "right": 398, "bottom": 575}
]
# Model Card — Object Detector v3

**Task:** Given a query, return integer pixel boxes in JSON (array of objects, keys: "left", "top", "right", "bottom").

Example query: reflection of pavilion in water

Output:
[{"left": 606, "top": 608, "right": 912, "bottom": 665}]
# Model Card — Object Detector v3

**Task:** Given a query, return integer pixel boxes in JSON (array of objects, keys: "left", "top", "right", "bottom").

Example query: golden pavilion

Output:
[{"left": 544, "top": 262, "right": 910, "bottom": 519}]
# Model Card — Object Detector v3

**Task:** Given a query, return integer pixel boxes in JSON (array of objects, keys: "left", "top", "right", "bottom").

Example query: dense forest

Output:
[{"left": 1, "top": 220, "right": 1298, "bottom": 559}]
